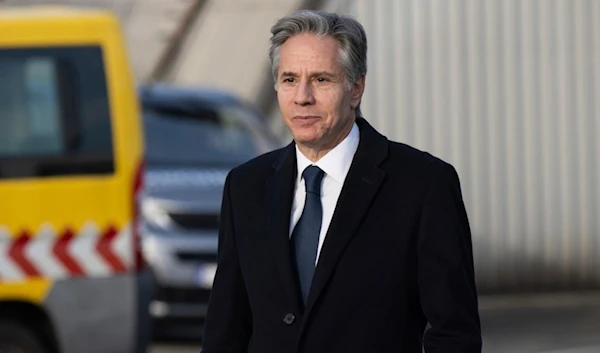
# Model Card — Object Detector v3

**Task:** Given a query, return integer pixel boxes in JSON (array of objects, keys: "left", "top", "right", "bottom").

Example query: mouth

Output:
[{"left": 292, "top": 116, "right": 321, "bottom": 125}]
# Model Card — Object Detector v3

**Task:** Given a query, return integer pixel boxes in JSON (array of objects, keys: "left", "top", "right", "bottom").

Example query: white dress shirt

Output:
[{"left": 289, "top": 122, "right": 360, "bottom": 265}]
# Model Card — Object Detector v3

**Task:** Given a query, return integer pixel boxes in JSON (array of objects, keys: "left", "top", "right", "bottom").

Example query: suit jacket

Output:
[{"left": 202, "top": 117, "right": 482, "bottom": 353}]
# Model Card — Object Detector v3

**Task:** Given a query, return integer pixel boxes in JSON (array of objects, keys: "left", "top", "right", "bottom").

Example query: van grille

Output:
[
  {"left": 176, "top": 252, "right": 217, "bottom": 263},
  {"left": 155, "top": 286, "right": 211, "bottom": 304},
  {"left": 168, "top": 212, "right": 220, "bottom": 231}
]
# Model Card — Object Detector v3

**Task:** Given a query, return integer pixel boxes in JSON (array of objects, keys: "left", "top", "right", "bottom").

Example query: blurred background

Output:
[{"left": 0, "top": 0, "right": 599, "bottom": 353}]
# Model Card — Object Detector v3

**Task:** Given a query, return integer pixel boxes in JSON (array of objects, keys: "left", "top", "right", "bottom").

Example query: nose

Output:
[{"left": 294, "top": 81, "right": 315, "bottom": 106}]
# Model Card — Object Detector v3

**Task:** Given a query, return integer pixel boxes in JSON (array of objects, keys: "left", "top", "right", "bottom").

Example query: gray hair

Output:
[{"left": 269, "top": 10, "right": 368, "bottom": 117}]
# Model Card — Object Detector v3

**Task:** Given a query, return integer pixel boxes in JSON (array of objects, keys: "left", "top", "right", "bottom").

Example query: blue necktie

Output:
[{"left": 292, "top": 165, "right": 325, "bottom": 305}]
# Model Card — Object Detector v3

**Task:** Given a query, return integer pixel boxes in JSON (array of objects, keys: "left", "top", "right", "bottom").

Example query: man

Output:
[{"left": 202, "top": 9, "right": 481, "bottom": 353}]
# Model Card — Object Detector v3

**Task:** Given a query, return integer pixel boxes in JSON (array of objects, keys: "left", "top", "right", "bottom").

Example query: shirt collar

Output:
[{"left": 295, "top": 122, "right": 360, "bottom": 185}]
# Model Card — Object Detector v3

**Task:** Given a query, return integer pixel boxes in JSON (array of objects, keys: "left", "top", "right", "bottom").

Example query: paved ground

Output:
[
  {"left": 478, "top": 292, "right": 600, "bottom": 353},
  {"left": 150, "top": 292, "right": 600, "bottom": 353},
  {"left": 150, "top": 344, "right": 201, "bottom": 353}
]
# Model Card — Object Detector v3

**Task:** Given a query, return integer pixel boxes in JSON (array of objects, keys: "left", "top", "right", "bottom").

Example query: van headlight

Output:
[{"left": 141, "top": 199, "right": 172, "bottom": 229}]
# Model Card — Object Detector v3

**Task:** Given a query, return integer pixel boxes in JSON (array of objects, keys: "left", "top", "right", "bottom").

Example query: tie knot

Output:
[{"left": 302, "top": 165, "right": 325, "bottom": 195}]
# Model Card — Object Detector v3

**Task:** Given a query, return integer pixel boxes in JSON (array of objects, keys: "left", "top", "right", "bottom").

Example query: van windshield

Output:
[{"left": 143, "top": 105, "right": 270, "bottom": 168}]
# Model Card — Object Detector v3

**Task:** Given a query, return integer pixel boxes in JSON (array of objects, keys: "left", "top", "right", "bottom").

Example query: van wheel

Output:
[{"left": 0, "top": 321, "right": 48, "bottom": 353}]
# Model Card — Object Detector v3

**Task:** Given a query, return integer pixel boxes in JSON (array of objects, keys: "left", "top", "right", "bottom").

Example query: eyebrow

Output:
[
  {"left": 280, "top": 71, "right": 338, "bottom": 79},
  {"left": 280, "top": 72, "right": 298, "bottom": 78},
  {"left": 312, "top": 71, "right": 337, "bottom": 79}
]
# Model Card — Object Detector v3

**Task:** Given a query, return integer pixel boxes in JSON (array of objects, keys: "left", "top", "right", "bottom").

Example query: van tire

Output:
[{"left": 0, "top": 320, "right": 48, "bottom": 353}]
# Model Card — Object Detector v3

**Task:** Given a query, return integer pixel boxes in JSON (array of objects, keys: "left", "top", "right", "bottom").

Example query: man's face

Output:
[{"left": 276, "top": 33, "right": 364, "bottom": 153}]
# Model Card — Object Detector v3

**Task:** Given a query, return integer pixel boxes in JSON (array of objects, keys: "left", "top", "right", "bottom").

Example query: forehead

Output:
[{"left": 278, "top": 33, "right": 341, "bottom": 72}]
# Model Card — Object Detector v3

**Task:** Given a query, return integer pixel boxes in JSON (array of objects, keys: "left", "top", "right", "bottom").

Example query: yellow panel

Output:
[
  {"left": 0, "top": 179, "right": 129, "bottom": 235},
  {"left": 0, "top": 7, "right": 118, "bottom": 47},
  {"left": 0, "top": 279, "right": 53, "bottom": 304}
]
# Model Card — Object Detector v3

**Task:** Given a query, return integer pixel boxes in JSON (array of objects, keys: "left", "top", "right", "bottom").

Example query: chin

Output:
[
  {"left": 287, "top": 125, "right": 316, "bottom": 141},
  {"left": 293, "top": 135, "right": 318, "bottom": 145},
  {"left": 291, "top": 132, "right": 320, "bottom": 146}
]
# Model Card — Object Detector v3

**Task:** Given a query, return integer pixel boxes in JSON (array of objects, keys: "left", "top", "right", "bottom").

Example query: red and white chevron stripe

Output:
[{"left": 0, "top": 222, "right": 133, "bottom": 282}]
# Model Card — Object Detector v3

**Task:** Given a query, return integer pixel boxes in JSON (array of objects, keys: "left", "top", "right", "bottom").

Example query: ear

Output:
[{"left": 351, "top": 74, "right": 366, "bottom": 109}]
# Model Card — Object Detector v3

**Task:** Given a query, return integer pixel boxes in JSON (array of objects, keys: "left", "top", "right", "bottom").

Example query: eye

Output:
[
  {"left": 316, "top": 77, "right": 328, "bottom": 83},
  {"left": 282, "top": 78, "right": 295, "bottom": 83}
]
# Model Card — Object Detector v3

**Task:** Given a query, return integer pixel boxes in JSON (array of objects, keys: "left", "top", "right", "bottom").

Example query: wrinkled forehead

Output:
[{"left": 277, "top": 33, "right": 343, "bottom": 75}]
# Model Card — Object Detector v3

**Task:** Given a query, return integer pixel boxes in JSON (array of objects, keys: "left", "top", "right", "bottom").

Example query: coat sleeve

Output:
[
  {"left": 418, "top": 163, "right": 482, "bottom": 353},
  {"left": 201, "top": 171, "right": 252, "bottom": 353}
]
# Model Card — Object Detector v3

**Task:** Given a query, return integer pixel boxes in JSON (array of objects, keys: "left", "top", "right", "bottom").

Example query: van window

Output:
[
  {"left": 0, "top": 46, "right": 114, "bottom": 179},
  {"left": 143, "top": 105, "right": 265, "bottom": 168}
]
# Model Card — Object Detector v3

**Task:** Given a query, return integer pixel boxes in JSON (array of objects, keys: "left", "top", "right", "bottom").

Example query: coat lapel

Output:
[
  {"left": 265, "top": 143, "right": 303, "bottom": 312},
  {"left": 301, "top": 118, "right": 389, "bottom": 326}
]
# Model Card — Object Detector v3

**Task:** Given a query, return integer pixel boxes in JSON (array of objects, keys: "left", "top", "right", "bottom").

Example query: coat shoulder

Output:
[
  {"left": 227, "top": 145, "right": 288, "bottom": 185},
  {"left": 386, "top": 141, "right": 459, "bottom": 183},
  {"left": 388, "top": 141, "right": 453, "bottom": 171}
]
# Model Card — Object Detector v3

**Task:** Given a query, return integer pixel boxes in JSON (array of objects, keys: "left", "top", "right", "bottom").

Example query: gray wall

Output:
[{"left": 337, "top": 0, "right": 600, "bottom": 293}]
